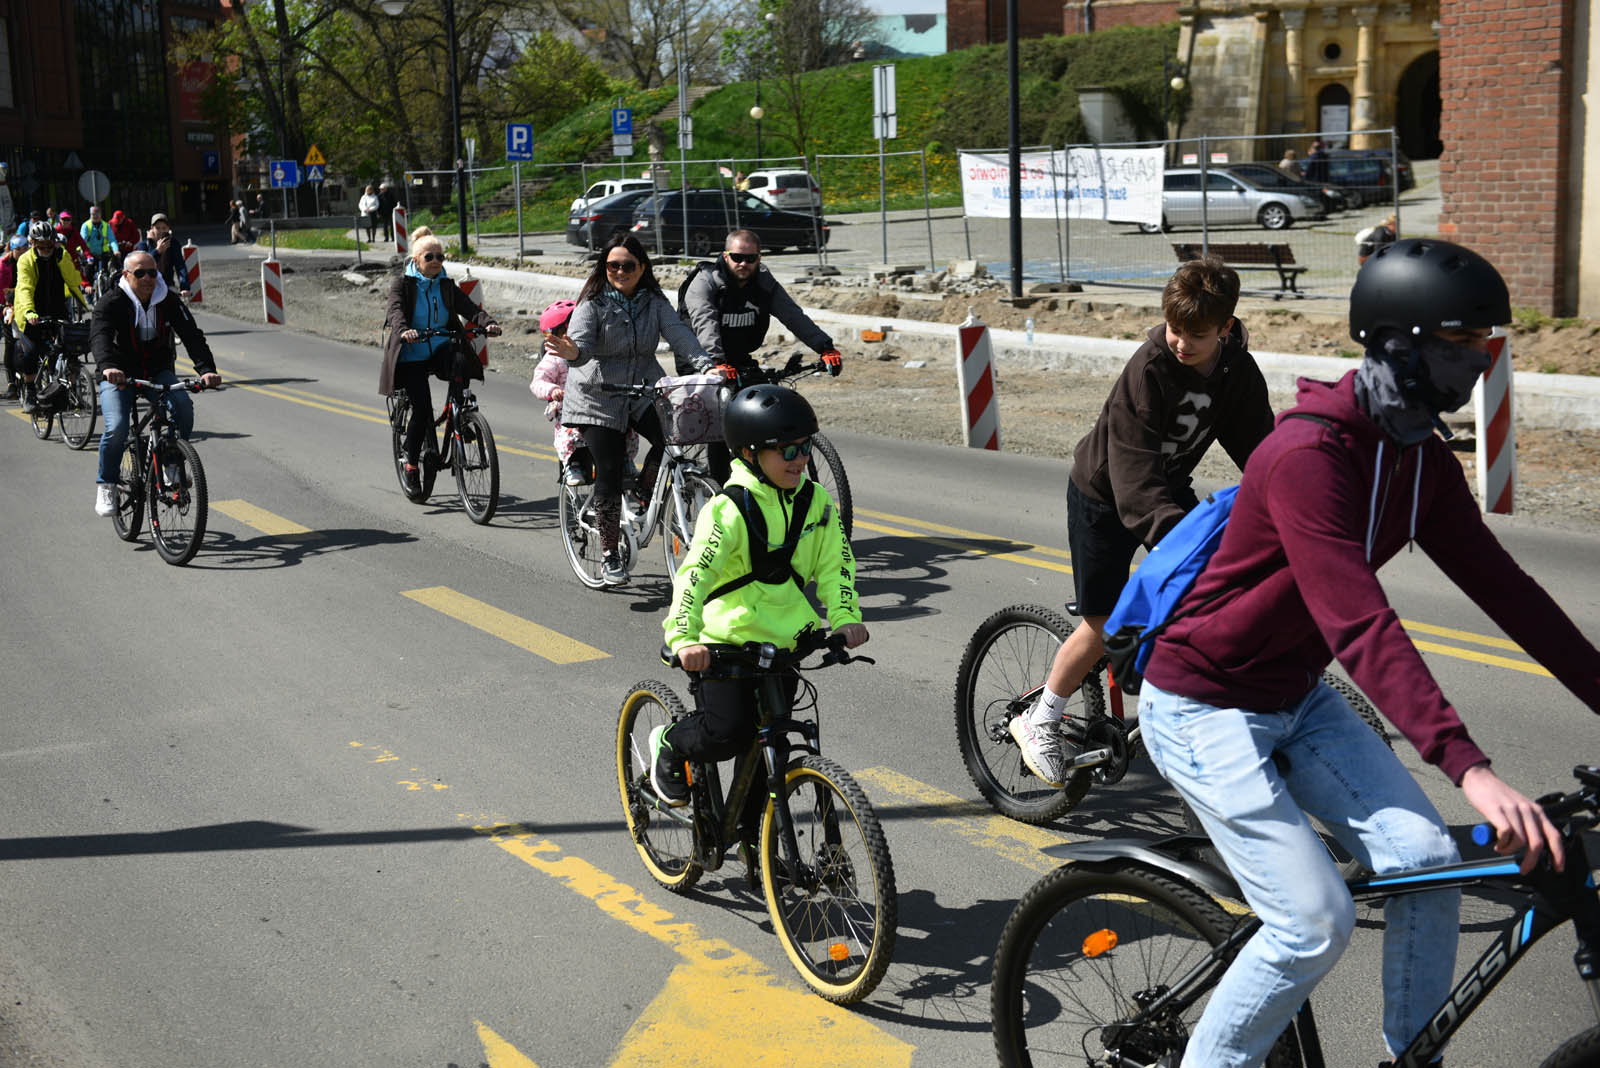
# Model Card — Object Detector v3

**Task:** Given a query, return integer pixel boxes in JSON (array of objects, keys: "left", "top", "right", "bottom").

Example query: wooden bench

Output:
[{"left": 1173, "top": 242, "right": 1307, "bottom": 298}]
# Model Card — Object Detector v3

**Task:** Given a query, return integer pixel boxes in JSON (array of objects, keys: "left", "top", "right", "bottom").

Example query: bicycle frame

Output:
[
  {"left": 432, "top": 379, "right": 477, "bottom": 472},
  {"left": 623, "top": 444, "right": 711, "bottom": 556},
  {"left": 1038, "top": 770, "right": 1600, "bottom": 1068}
]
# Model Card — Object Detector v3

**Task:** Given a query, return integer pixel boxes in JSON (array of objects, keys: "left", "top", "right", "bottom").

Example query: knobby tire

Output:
[{"left": 616, "top": 681, "right": 701, "bottom": 892}]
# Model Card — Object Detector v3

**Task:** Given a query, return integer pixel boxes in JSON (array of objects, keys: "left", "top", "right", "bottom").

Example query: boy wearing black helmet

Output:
[
  {"left": 1134, "top": 239, "right": 1600, "bottom": 1068},
  {"left": 651, "top": 385, "right": 866, "bottom": 807}
]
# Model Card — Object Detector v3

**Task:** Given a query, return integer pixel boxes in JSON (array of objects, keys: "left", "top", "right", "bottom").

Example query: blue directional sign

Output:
[
  {"left": 506, "top": 122, "right": 534, "bottom": 161},
  {"left": 269, "top": 160, "right": 299, "bottom": 188},
  {"left": 305, "top": 163, "right": 326, "bottom": 183},
  {"left": 612, "top": 108, "right": 633, "bottom": 136}
]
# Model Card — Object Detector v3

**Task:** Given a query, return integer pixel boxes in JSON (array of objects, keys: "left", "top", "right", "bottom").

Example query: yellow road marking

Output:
[
  {"left": 853, "top": 519, "right": 1075, "bottom": 575},
  {"left": 1402, "top": 618, "right": 1527, "bottom": 653},
  {"left": 478, "top": 821, "right": 911, "bottom": 1067},
  {"left": 401, "top": 586, "right": 608, "bottom": 663},
  {"left": 851, "top": 766, "right": 1064, "bottom": 874},
  {"left": 211, "top": 499, "right": 313, "bottom": 537},
  {"left": 475, "top": 1020, "right": 540, "bottom": 1068},
  {"left": 1414, "top": 639, "right": 1552, "bottom": 677},
  {"left": 857, "top": 508, "right": 1074, "bottom": 560},
  {"left": 6, "top": 409, "right": 32, "bottom": 424}
]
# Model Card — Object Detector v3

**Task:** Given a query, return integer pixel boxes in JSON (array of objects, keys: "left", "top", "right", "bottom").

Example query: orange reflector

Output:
[
  {"left": 860, "top": 329, "right": 886, "bottom": 342},
  {"left": 828, "top": 943, "right": 851, "bottom": 962},
  {"left": 1082, "top": 929, "right": 1118, "bottom": 958}
]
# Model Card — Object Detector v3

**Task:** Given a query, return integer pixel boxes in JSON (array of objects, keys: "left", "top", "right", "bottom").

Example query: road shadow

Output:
[
  {"left": 850, "top": 530, "right": 1038, "bottom": 622},
  {"left": 188, "top": 526, "right": 417, "bottom": 569},
  {"left": 224, "top": 375, "right": 318, "bottom": 387},
  {"left": 188, "top": 430, "right": 253, "bottom": 442}
]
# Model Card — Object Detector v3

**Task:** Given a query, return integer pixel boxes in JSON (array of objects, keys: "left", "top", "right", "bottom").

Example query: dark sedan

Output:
[
  {"left": 629, "top": 189, "right": 830, "bottom": 257},
  {"left": 566, "top": 188, "right": 657, "bottom": 250}
]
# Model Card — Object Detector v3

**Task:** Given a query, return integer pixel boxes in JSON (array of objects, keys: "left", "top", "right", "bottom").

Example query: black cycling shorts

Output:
[{"left": 1066, "top": 477, "right": 1143, "bottom": 618}]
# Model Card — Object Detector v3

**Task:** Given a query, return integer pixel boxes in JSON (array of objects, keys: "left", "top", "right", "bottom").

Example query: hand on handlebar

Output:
[
  {"left": 401, "top": 329, "right": 420, "bottom": 343},
  {"left": 103, "top": 368, "right": 126, "bottom": 386},
  {"left": 198, "top": 373, "right": 222, "bottom": 389},
  {"left": 483, "top": 323, "right": 502, "bottom": 338},
  {"left": 1461, "top": 762, "right": 1565, "bottom": 874},
  {"left": 820, "top": 349, "right": 843, "bottom": 377},
  {"left": 835, "top": 622, "right": 869, "bottom": 649},
  {"left": 713, "top": 363, "right": 740, "bottom": 381},
  {"left": 677, "top": 644, "right": 712, "bottom": 672}
]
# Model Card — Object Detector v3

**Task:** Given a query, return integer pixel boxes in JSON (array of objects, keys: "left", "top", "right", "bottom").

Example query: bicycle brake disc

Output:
[{"left": 1086, "top": 717, "right": 1132, "bottom": 785}]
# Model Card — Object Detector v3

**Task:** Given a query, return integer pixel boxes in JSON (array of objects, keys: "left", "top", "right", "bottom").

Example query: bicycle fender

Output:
[{"left": 1041, "top": 835, "right": 1244, "bottom": 902}]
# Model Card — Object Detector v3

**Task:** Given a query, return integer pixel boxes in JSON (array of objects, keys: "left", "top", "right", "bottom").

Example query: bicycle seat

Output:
[{"left": 1065, "top": 601, "right": 1081, "bottom": 617}]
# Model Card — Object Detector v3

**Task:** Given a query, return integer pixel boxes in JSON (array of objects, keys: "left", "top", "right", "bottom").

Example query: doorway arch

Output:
[
  {"left": 1315, "top": 83, "right": 1352, "bottom": 146},
  {"left": 1396, "top": 52, "right": 1442, "bottom": 159}
]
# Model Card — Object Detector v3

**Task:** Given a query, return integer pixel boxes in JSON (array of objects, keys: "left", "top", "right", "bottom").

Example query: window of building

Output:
[{"left": 0, "top": 21, "right": 13, "bottom": 110}]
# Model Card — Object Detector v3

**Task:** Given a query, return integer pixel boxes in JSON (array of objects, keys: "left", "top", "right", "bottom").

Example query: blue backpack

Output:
[{"left": 1101, "top": 413, "right": 1331, "bottom": 695}]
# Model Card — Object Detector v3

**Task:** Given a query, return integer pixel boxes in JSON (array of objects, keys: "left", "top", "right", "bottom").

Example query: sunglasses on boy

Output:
[{"left": 767, "top": 438, "right": 813, "bottom": 461}]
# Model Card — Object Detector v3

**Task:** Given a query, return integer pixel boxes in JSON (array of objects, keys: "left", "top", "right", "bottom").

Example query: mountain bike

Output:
[
  {"left": 991, "top": 762, "right": 1600, "bottom": 1068},
  {"left": 109, "top": 377, "right": 213, "bottom": 566},
  {"left": 616, "top": 628, "right": 897, "bottom": 1004},
  {"left": 954, "top": 602, "right": 1387, "bottom": 832},
  {"left": 26, "top": 316, "right": 98, "bottom": 449},
  {"left": 729, "top": 352, "right": 853, "bottom": 538},
  {"left": 559, "top": 380, "right": 720, "bottom": 588},
  {"left": 385, "top": 328, "right": 499, "bottom": 523}
]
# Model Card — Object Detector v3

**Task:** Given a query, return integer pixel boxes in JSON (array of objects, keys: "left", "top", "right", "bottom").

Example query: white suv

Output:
[
  {"left": 569, "top": 178, "right": 654, "bottom": 216},
  {"left": 742, "top": 169, "right": 821, "bottom": 212}
]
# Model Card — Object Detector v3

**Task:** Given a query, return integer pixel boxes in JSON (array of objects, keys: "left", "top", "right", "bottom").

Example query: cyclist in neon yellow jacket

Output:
[{"left": 653, "top": 386, "right": 866, "bottom": 807}]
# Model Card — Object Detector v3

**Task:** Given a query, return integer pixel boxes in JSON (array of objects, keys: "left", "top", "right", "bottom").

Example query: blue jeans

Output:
[
  {"left": 1138, "top": 679, "right": 1461, "bottom": 1066},
  {"left": 97, "top": 371, "right": 193, "bottom": 484}
]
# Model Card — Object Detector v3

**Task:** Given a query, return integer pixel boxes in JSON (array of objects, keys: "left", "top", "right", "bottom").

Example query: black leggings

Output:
[
  {"left": 673, "top": 674, "right": 801, "bottom": 763},
  {"left": 576, "top": 408, "right": 665, "bottom": 554},
  {"left": 393, "top": 360, "right": 436, "bottom": 463}
]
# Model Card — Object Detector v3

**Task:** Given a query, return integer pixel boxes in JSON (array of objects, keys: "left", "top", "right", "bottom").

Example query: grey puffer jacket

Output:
[{"left": 562, "top": 286, "right": 711, "bottom": 431}]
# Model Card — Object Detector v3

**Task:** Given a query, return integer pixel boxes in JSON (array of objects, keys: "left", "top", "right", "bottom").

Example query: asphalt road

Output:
[{"left": 0, "top": 309, "right": 1595, "bottom": 1067}]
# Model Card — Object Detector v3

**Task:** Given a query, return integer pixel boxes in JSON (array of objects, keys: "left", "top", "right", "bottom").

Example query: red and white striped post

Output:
[
  {"left": 1472, "top": 328, "right": 1515, "bottom": 514},
  {"left": 956, "top": 309, "right": 1001, "bottom": 450},
  {"left": 261, "top": 259, "right": 285, "bottom": 324},
  {"left": 181, "top": 240, "right": 202, "bottom": 303},
  {"left": 457, "top": 276, "right": 488, "bottom": 366},
  {"left": 393, "top": 206, "right": 409, "bottom": 256}
]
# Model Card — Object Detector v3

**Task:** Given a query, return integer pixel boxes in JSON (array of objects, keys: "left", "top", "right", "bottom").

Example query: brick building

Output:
[{"left": 947, "top": 0, "right": 1174, "bottom": 51}]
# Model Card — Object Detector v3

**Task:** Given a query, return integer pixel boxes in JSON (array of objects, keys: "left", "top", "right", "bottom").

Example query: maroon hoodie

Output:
[{"left": 1143, "top": 370, "right": 1600, "bottom": 785}]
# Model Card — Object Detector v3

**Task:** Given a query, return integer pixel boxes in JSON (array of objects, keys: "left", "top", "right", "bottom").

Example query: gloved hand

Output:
[
  {"left": 713, "top": 363, "right": 739, "bottom": 381},
  {"left": 821, "top": 350, "right": 843, "bottom": 377}
]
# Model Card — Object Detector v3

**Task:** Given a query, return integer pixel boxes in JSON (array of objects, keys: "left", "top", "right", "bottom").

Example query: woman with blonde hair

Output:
[{"left": 379, "top": 233, "right": 501, "bottom": 492}]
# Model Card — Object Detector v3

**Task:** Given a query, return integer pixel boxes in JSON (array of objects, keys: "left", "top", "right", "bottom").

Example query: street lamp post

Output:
[
  {"left": 380, "top": 0, "right": 470, "bottom": 255},
  {"left": 1161, "top": 59, "right": 1187, "bottom": 165},
  {"left": 751, "top": 102, "right": 764, "bottom": 168}
]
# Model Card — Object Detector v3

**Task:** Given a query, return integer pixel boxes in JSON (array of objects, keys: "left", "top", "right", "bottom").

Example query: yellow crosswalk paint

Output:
[
  {"left": 475, "top": 1019, "right": 540, "bottom": 1068},
  {"left": 402, "top": 586, "right": 608, "bottom": 663},
  {"left": 212, "top": 499, "right": 313, "bottom": 537},
  {"left": 852, "top": 766, "right": 1064, "bottom": 874}
]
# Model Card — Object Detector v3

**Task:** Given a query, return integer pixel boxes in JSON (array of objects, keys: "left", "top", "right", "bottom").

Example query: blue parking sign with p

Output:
[
  {"left": 612, "top": 109, "right": 633, "bottom": 136},
  {"left": 506, "top": 123, "right": 533, "bottom": 162}
]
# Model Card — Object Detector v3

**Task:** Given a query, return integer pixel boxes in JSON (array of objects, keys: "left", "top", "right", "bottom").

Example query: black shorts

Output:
[{"left": 1066, "top": 477, "right": 1143, "bottom": 617}]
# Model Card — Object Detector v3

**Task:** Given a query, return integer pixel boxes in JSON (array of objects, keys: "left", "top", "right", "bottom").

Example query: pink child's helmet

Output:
[{"left": 539, "top": 299, "right": 577, "bottom": 333}]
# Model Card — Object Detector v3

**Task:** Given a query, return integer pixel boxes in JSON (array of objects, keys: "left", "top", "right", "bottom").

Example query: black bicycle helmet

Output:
[
  {"left": 1349, "top": 238, "right": 1510, "bottom": 344},
  {"left": 723, "top": 384, "right": 819, "bottom": 455}
]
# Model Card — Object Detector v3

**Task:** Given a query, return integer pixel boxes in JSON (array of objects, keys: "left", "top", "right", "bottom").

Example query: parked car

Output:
[
  {"left": 566, "top": 188, "right": 658, "bottom": 250},
  {"left": 1219, "top": 163, "right": 1356, "bottom": 213},
  {"left": 1138, "top": 168, "right": 1327, "bottom": 232},
  {"left": 1285, "top": 148, "right": 1414, "bottom": 207},
  {"left": 629, "top": 189, "right": 830, "bottom": 256},
  {"left": 740, "top": 169, "right": 823, "bottom": 213},
  {"left": 568, "top": 177, "right": 654, "bottom": 216}
]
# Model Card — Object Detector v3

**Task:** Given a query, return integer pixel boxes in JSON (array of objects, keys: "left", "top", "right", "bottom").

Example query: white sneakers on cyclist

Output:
[
  {"left": 94, "top": 483, "right": 115, "bottom": 517},
  {"left": 1009, "top": 714, "right": 1068, "bottom": 788},
  {"left": 601, "top": 552, "right": 628, "bottom": 586}
]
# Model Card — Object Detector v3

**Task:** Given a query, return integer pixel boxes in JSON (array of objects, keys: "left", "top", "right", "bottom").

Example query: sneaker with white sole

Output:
[
  {"left": 601, "top": 552, "right": 628, "bottom": 586},
  {"left": 1009, "top": 715, "right": 1067, "bottom": 788},
  {"left": 94, "top": 483, "right": 115, "bottom": 517},
  {"left": 648, "top": 725, "right": 689, "bottom": 807}
]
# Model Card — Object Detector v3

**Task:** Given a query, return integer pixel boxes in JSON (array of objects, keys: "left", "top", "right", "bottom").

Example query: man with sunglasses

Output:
[
  {"left": 14, "top": 220, "right": 90, "bottom": 413},
  {"left": 89, "top": 251, "right": 220, "bottom": 517},
  {"left": 678, "top": 230, "right": 842, "bottom": 482}
]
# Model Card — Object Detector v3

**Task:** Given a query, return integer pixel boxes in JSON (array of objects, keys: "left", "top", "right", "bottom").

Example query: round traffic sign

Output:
[{"left": 78, "top": 169, "right": 111, "bottom": 203}]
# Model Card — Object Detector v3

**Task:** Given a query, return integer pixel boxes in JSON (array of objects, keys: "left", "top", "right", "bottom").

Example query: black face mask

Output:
[{"left": 1353, "top": 332, "right": 1492, "bottom": 445}]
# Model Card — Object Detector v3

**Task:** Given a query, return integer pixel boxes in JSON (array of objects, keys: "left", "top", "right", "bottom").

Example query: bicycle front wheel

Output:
[
  {"left": 954, "top": 604, "right": 1106, "bottom": 824},
  {"left": 806, "top": 431, "right": 852, "bottom": 539},
  {"left": 559, "top": 481, "right": 608, "bottom": 588},
  {"left": 30, "top": 393, "right": 52, "bottom": 440},
  {"left": 992, "top": 865, "right": 1300, "bottom": 1068},
  {"left": 660, "top": 471, "right": 718, "bottom": 578},
  {"left": 111, "top": 444, "right": 145, "bottom": 542},
  {"left": 1541, "top": 1026, "right": 1600, "bottom": 1067},
  {"left": 453, "top": 410, "right": 499, "bottom": 524},
  {"left": 616, "top": 681, "right": 701, "bottom": 892},
  {"left": 761, "top": 755, "right": 897, "bottom": 1004},
  {"left": 59, "top": 366, "right": 98, "bottom": 449},
  {"left": 148, "top": 437, "right": 208, "bottom": 565}
]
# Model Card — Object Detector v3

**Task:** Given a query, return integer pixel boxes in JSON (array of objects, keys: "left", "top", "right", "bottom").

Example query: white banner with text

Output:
[{"left": 959, "top": 147, "right": 1163, "bottom": 226}]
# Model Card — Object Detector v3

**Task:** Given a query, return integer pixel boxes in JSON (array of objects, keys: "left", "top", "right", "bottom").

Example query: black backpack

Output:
[{"left": 706, "top": 481, "right": 827, "bottom": 602}]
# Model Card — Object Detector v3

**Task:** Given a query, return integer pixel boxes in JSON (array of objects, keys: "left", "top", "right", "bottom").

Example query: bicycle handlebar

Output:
[
  {"left": 1467, "top": 764, "right": 1600, "bottom": 855},
  {"left": 127, "top": 377, "right": 217, "bottom": 393},
  {"left": 660, "top": 629, "right": 875, "bottom": 674}
]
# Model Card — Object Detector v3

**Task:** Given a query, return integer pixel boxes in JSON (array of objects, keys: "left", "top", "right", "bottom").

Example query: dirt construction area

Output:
[{"left": 197, "top": 250, "right": 1600, "bottom": 528}]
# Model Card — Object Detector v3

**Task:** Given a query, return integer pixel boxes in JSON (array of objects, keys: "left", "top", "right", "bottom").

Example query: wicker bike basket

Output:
[{"left": 653, "top": 374, "right": 725, "bottom": 445}]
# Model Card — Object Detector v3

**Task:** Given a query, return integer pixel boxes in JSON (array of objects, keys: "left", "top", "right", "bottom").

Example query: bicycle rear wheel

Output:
[
  {"left": 59, "top": 366, "right": 99, "bottom": 450},
  {"left": 992, "top": 865, "right": 1300, "bottom": 1068},
  {"left": 30, "top": 391, "right": 52, "bottom": 440},
  {"left": 1541, "top": 1026, "right": 1600, "bottom": 1067},
  {"left": 148, "top": 437, "right": 208, "bottom": 565},
  {"left": 616, "top": 681, "right": 701, "bottom": 892},
  {"left": 559, "top": 481, "right": 608, "bottom": 588},
  {"left": 452, "top": 410, "right": 499, "bottom": 524},
  {"left": 761, "top": 755, "right": 897, "bottom": 1004},
  {"left": 660, "top": 471, "right": 719, "bottom": 577},
  {"left": 389, "top": 393, "right": 436, "bottom": 503},
  {"left": 954, "top": 604, "right": 1106, "bottom": 824},
  {"left": 111, "top": 444, "right": 144, "bottom": 542},
  {"left": 806, "top": 431, "right": 852, "bottom": 539}
]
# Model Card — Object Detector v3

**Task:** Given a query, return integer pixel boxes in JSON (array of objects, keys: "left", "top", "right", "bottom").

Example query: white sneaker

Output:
[
  {"left": 1009, "top": 714, "right": 1067, "bottom": 788},
  {"left": 94, "top": 483, "right": 115, "bottom": 517}
]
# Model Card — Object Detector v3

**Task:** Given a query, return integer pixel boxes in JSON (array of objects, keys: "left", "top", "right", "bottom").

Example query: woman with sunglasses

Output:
[
  {"left": 546, "top": 234, "right": 713, "bottom": 586},
  {"left": 379, "top": 230, "right": 501, "bottom": 492}
]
